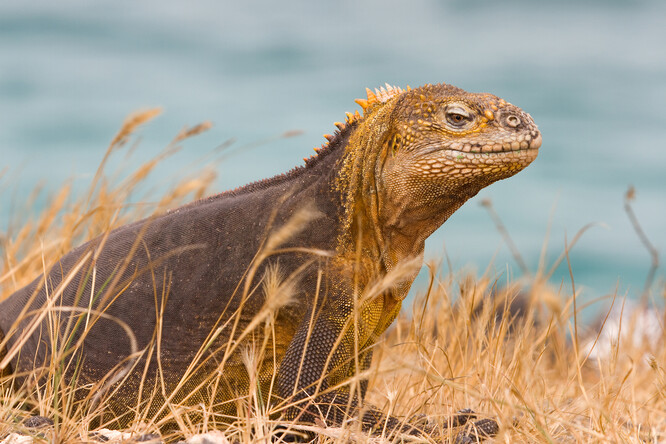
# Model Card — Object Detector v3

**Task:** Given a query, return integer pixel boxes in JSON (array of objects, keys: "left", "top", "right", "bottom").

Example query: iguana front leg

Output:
[
  {"left": 276, "top": 296, "right": 498, "bottom": 441},
  {"left": 276, "top": 292, "right": 397, "bottom": 430}
]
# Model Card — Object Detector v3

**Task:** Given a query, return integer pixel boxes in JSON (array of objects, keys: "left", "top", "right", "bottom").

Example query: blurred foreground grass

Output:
[{"left": 0, "top": 112, "right": 664, "bottom": 443}]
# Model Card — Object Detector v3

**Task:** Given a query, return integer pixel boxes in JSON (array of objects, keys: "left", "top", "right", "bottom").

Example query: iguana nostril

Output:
[
  {"left": 506, "top": 114, "right": 521, "bottom": 128},
  {"left": 530, "top": 133, "right": 542, "bottom": 149}
]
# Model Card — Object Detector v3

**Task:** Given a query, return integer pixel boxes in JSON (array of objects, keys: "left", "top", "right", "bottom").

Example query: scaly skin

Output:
[{"left": 0, "top": 83, "right": 540, "bottom": 441}]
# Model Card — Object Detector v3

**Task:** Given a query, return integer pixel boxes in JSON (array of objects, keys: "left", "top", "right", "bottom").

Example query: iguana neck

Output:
[
  {"left": 332, "top": 100, "right": 481, "bottom": 292},
  {"left": 332, "top": 101, "right": 440, "bottom": 294}
]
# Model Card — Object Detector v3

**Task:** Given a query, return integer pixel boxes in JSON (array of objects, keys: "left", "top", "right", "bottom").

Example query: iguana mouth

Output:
[
  {"left": 442, "top": 132, "right": 541, "bottom": 162},
  {"left": 450, "top": 131, "right": 541, "bottom": 153}
]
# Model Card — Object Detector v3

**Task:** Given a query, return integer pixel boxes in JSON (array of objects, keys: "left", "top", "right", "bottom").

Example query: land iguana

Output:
[{"left": 0, "top": 83, "right": 541, "bottom": 441}]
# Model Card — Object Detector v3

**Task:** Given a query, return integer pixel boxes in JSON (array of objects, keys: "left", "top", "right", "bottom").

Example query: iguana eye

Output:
[
  {"left": 444, "top": 105, "right": 474, "bottom": 129},
  {"left": 449, "top": 113, "right": 466, "bottom": 123}
]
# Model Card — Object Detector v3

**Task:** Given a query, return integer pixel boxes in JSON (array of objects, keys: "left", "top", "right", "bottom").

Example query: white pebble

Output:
[
  {"left": 0, "top": 434, "right": 34, "bottom": 444},
  {"left": 92, "top": 429, "right": 132, "bottom": 443},
  {"left": 186, "top": 431, "right": 230, "bottom": 444}
]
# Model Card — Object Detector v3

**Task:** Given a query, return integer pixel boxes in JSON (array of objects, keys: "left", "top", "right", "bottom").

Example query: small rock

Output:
[
  {"left": 0, "top": 433, "right": 34, "bottom": 444},
  {"left": 89, "top": 431, "right": 110, "bottom": 442},
  {"left": 22, "top": 416, "right": 53, "bottom": 429},
  {"left": 185, "top": 431, "right": 230, "bottom": 444},
  {"left": 90, "top": 429, "right": 132, "bottom": 443},
  {"left": 582, "top": 301, "right": 664, "bottom": 363},
  {"left": 135, "top": 433, "right": 162, "bottom": 442}
]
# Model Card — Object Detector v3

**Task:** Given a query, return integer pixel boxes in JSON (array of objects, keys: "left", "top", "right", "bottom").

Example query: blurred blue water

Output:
[{"left": 1, "top": 0, "right": 664, "bottom": 311}]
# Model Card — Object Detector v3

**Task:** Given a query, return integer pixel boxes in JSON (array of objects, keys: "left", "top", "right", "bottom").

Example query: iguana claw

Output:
[{"left": 455, "top": 417, "right": 500, "bottom": 443}]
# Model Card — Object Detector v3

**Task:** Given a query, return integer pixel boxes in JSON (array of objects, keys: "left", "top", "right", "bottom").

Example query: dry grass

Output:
[{"left": 0, "top": 114, "right": 664, "bottom": 443}]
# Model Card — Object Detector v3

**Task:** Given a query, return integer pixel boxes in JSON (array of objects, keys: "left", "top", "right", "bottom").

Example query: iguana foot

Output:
[
  {"left": 446, "top": 408, "right": 476, "bottom": 428},
  {"left": 454, "top": 417, "right": 499, "bottom": 443},
  {"left": 410, "top": 408, "right": 497, "bottom": 442},
  {"left": 408, "top": 408, "right": 475, "bottom": 431}
]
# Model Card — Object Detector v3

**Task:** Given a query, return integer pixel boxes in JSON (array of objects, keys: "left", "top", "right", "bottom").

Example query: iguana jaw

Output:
[
  {"left": 434, "top": 131, "right": 542, "bottom": 161},
  {"left": 416, "top": 137, "right": 541, "bottom": 182}
]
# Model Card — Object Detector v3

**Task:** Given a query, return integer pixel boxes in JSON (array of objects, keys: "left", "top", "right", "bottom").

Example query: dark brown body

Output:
[{"left": 0, "top": 133, "right": 350, "bottom": 421}]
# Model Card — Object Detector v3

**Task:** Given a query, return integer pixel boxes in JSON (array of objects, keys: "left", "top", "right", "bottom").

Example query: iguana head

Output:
[
  {"left": 334, "top": 83, "right": 541, "bottom": 266},
  {"left": 370, "top": 83, "right": 540, "bottom": 211}
]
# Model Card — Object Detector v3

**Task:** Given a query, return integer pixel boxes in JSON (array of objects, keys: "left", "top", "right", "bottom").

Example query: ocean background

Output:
[{"left": 1, "top": 1, "right": 664, "bottom": 314}]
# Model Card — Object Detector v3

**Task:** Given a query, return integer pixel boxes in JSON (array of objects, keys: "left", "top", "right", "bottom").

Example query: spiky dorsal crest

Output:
[
  {"left": 195, "top": 83, "right": 407, "bottom": 200},
  {"left": 308, "top": 83, "right": 408, "bottom": 162},
  {"left": 354, "top": 83, "right": 410, "bottom": 113}
]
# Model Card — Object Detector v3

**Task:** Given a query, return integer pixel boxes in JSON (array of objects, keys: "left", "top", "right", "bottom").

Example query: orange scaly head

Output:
[
  {"left": 379, "top": 84, "right": 540, "bottom": 192},
  {"left": 335, "top": 82, "right": 541, "bottom": 267}
]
